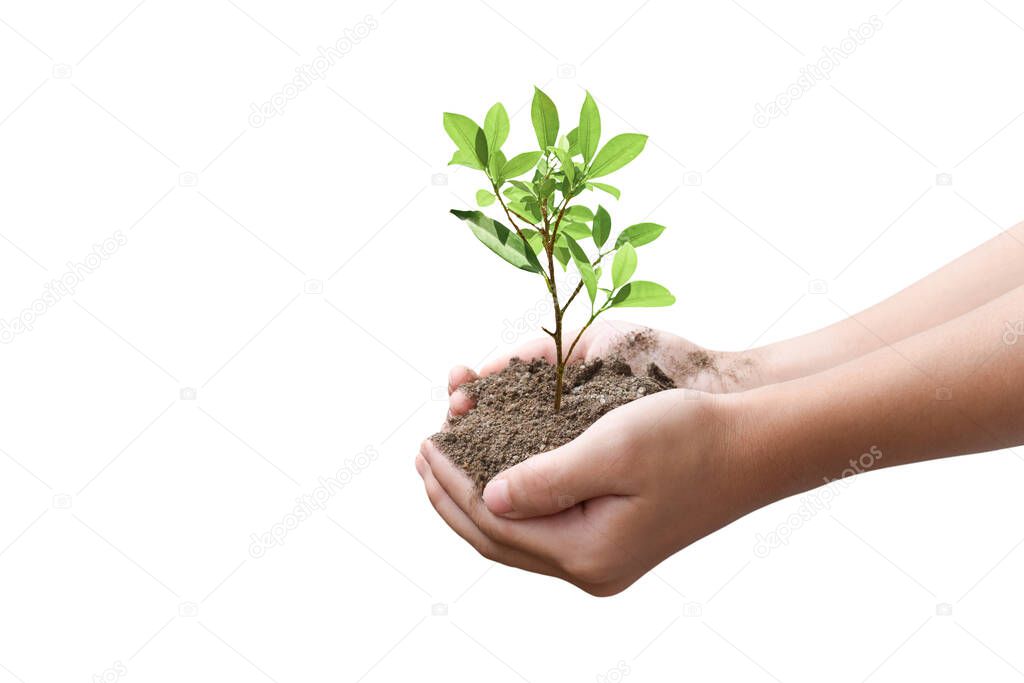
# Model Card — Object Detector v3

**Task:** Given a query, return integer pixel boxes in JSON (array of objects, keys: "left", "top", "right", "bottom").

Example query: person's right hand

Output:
[
  {"left": 446, "top": 320, "right": 765, "bottom": 416},
  {"left": 418, "top": 385, "right": 771, "bottom": 596}
]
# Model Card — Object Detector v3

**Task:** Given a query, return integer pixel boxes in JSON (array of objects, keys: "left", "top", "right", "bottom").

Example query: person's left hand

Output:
[{"left": 416, "top": 388, "right": 768, "bottom": 596}]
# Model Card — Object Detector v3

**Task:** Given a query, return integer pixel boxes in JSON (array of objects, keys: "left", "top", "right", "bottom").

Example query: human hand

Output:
[
  {"left": 446, "top": 320, "right": 764, "bottom": 416},
  {"left": 417, "top": 388, "right": 770, "bottom": 596}
]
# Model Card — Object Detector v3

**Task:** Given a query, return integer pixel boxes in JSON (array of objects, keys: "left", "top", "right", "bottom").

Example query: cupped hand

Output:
[{"left": 417, "top": 388, "right": 768, "bottom": 596}]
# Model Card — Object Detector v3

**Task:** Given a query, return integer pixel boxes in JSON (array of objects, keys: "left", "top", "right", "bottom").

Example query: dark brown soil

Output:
[{"left": 431, "top": 357, "right": 675, "bottom": 487}]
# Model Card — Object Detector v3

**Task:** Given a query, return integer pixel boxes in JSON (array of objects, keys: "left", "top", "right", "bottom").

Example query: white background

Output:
[{"left": 2, "top": 0, "right": 1024, "bottom": 680}]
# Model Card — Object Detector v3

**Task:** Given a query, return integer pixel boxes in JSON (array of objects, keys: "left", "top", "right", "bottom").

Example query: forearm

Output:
[
  {"left": 752, "top": 221, "right": 1024, "bottom": 384},
  {"left": 735, "top": 282, "right": 1024, "bottom": 505}
]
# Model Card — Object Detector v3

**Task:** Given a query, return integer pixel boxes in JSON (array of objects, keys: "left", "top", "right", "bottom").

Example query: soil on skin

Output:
[
  {"left": 617, "top": 328, "right": 719, "bottom": 381},
  {"left": 432, "top": 356, "right": 675, "bottom": 488}
]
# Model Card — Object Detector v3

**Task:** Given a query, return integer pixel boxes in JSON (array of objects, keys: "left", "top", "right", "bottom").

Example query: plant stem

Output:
[
  {"left": 546, "top": 193, "right": 572, "bottom": 412},
  {"left": 565, "top": 296, "right": 614, "bottom": 364},
  {"left": 565, "top": 314, "right": 596, "bottom": 363},
  {"left": 493, "top": 161, "right": 575, "bottom": 413}
]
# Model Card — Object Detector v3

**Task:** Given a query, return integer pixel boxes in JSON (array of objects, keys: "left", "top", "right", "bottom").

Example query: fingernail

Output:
[
  {"left": 414, "top": 454, "right": 427, "bottom": 478},
  {"left": 482, "top": 478, "right": 513, "bottom": 515}
]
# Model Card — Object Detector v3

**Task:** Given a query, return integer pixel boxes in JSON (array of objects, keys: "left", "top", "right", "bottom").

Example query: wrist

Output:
[
  {"left": 746, "top": 320, "right": 892, "bottom": 388},
  {"left": 716, "top": 380, "right": 818, "bottom": 512},
  {"left": 704, "top": 346, "right": 781, "bottom": 393},
  {"left": 742, "top": 340, "right": 809, "bottom": 387}
]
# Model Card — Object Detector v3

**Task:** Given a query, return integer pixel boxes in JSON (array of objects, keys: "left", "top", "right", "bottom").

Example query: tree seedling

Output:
[{"left": 443, "top": 87, "right": 675, "bottom": 411}]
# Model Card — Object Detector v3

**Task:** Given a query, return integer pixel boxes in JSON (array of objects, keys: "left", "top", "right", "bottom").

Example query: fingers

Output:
[
  {"left": 415, "top": 444, "right": 626, "bottom": 596},
  {"left": 481, "top": 427, "right": 632, "bottom": 519},
  {"left": 450, "top": 325, "right": 602, "bottom": 418},
  {"left": 419, "top": 440, "right": 578, "bottom": 562},
  {"left": 447, "top": 365, "right": 478, "bottom": 417},
  {"left": 414, "top": 453, "right": 563, "bottom": 579},
  {"left": 479, "top": 336, "right": 557, "bottom": 377},
  {"left": 477, "top": 327, "right": 592, "bottom": 377},
  {"left": 447, "top": 337, "right": 561, "bottom": 418},
  {"left": 448, "top": 365, "right": 477, "bottom": 393}
]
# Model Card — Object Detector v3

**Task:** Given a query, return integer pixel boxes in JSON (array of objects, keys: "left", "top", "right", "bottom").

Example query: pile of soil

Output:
[{"left": 432, "top": 356, "right": 675, "bottom": 487}]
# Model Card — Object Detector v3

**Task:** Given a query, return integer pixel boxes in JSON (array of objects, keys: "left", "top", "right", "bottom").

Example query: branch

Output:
[
  {"left": 549, "top": 194, "right": 571, "bottom": 245},
  {"left": 492, "top": 181, "right": 551, "bottom": 288},
  {"left": 565, "top": 292, "right": 615, "bottom": 361},
  {"left": 492, "top": 181, "right": 528, "bottom": 239},
  {"left": 560, "top": 250, "right": 608, "bottom": 315},
  {"left": 565, "top": 314, "right": 597, "bottom": 363}
]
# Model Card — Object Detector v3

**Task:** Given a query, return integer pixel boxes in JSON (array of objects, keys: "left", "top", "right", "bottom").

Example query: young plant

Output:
[{"left": 443, "top": 87, "right": 675, "bottom": 411}]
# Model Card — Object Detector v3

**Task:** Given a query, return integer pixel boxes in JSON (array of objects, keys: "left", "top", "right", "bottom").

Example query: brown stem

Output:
[
  {"left": 565, "top": 294, "right": 613, "bottom": 369},
  {"left": 492, "top": 174, "right": 567, "bottom": 412},
  {"left": 544, "top": 193, "right": 577, "bottom": 412},
  {"left": 565, "top": 314, "right": 597, "bottom": 364},
  {"left": 550, "top": 196, "right": 570, "bottom": 244},
  {"left": 497, "top": 157, "right": 575, "bottom": 412}
]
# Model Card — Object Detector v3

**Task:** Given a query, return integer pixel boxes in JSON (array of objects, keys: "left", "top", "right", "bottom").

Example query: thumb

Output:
[{"left": 481, "top": 434, "right": 624, "bottom": 518}]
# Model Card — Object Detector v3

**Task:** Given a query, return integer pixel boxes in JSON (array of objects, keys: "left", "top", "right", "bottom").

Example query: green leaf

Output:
[
  {"left": 449, "top": 149, "right": 483, "bottom": 170},
  {"left": 552, "top": 147, "right": 574, "bottom": 184},
  {"left": 443, "top": 113, "right": 488, "bottom": 168},
  {"left": 588, "top": 182, "right": 621, "bottom": 200},
  {"left": 588, "top": 133, "right": 647, "bottom": 178},
  {"left": 487, "top": 150, "right": 506, "bottom": 183},
  {"left": 615, "top": 222, "right": 665, "bottom": 248},
  {"left": 509, "top": 199, "right": 541, "bottom": 224},
  {"left": 502, "top": 151, "right": 542, "bottom": 179},
  {"left": 564, "top": 234, "right": 597, "bottom": 304},
  {"left": 611, "top": 242, "right": 637, "bottom": 289},
  {"left": 592, "top": 205, "right": 611, "bottom": 248},
  {"left": 521, "top": 228, "right": 544, "bottom": 254},
  {"left": 531, "top": 86, "right": 559, "bottom": 149},
  {"left": 559, "top": 222, "right": 591, "bottom": 239},
  {"left": 509, "top": 179, "right": 533, "bottom": 193},
  {"left": 483, "top": 103, "right": 509, "bottom": 156},
  {"left": 566, "top": 127, "right": 580, "bottom": 156},
  {"left": 476, "top": 190, "right": 495, "bottom": 207},
  {"left": 578, "top": 91, "right": 601, "bottom": 164},
  {"left": 554, "top": 245, "right": 570, "bottom": 269},
  {"left": 450, "top": 209, "right": 542, "bottom": 273},
  {"left": 565, "top": 205, "right": 594, "bottom": 222},
  {"left": 558, "top": 174, "right": 572, "bottom": 199},
  {"left": 611, "top": 281, "right": 675, "bottom": 307},
  {"left": 503, "top": 187, "right": 528, "bottom": 204},
  {"left": 536, "top": 177, "right": 556, "bottom": 202},
  {"left": 553, "top": 234, "right": 571, "bottom": 270}
]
